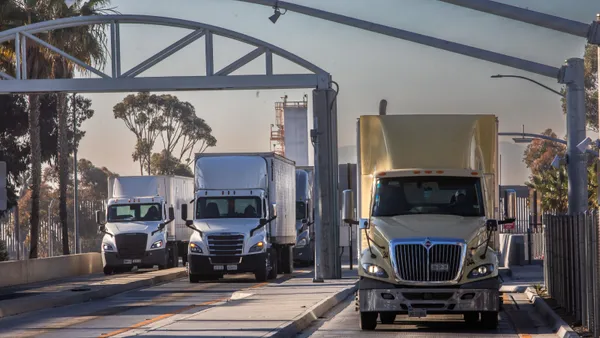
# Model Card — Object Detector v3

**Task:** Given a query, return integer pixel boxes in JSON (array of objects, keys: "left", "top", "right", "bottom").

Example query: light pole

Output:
[
  {"left": 72, "top": 93, "right": 80, "bottom": 254},
  {"left": 490, "top": 74, "right": 564, "bottom": 97},
  {"left": 492, "top": 66, "right": 588, "bottom": 216}
]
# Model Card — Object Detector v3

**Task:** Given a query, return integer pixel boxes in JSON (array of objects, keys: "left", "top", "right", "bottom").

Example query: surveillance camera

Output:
[
  {"left": 577, "top": 137, "right": 593, "bottom": 153},
  {"left": 551, "top": 155, "right": 561, "bottom": 169}
]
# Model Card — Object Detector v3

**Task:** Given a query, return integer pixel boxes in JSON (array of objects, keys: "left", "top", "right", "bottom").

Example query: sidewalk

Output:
[
  {"left": 500, "top": 263, "right": 545, "bottom": 293},
  {"left": 114, "top": 268, "right": 359, "bottom": 337},
  {"left": 0, "top": 268, "right": 187, "bottom": 319}
]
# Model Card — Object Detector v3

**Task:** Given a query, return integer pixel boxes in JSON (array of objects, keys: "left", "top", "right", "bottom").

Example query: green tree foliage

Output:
[
  {"left": 150, "top": 150, "right": 193, "bottom": 177},
  {"left": 114, "top": 92, "right": 217, "bottom": 174},
  {"left": 0, "top": 240, "right": 8, "bottom": 261}
]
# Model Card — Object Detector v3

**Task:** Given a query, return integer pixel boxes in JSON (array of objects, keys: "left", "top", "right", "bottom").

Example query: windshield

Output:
[
  {"left": 296, "top": 201, "right": 306, "bottom": 220},
  {"left": 196, "top": 196, "right": 262, "bottom": 219},
  {"left": 107, "top": 203, "right": 163, "bottom": 222},
  {"left": 372, "top": 176, "right": 484, "bottom": 217}
]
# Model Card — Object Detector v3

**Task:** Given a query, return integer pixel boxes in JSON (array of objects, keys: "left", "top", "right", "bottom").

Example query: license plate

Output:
[
  {"left": 431, "top": 263, "right": 449, "bottom": 272},
  {"left": 408, "top": 309, "right": 427, "bottom": 318},
  {"left": 213, "top": 265, "right": 224, "bottom": 271},
  {"left": 123, "top": 259, "right": 132, "bottom": 264},
  {"left": 227, "top": 265, "right": 238, "bottom": 271},
  {"left": 133, "top": 259, "right": 142, "bottom": 264}
]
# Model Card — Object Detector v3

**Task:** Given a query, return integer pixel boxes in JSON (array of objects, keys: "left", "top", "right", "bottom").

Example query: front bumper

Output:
[
  {"left": 293, "top": 243, "right": 312, "bottom": 262},
  {"left": 188, "top": 252, "right": 267, "bottom": 275},
  {"left": 359, "top": 287, "right": 499, "bottom": 313},
  {"left": 102, "top": 249, "right": 167, "bottom": 268}
]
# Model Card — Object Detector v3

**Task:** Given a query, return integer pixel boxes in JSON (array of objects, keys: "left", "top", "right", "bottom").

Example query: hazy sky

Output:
[{"left": 75, "top": 0, "right": 599, "bottom": 185}]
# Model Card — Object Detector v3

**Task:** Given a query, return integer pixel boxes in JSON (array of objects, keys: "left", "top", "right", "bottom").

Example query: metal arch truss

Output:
[{"left": 0, "top": 14, "right": 331, "bottom": 93}]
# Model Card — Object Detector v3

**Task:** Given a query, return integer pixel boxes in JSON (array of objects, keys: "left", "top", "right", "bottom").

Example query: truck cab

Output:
[
  {"left": 181, "top": 152, "right": 296, "bottom": 283},
  {"left": 96, "top": 196, "right": 175, "bottom": 275},
  {"left": 294, "top": 169, "right": 314, "bottom": 266},
  {"left": 345, "top": 114, "right": 516, "bottom": 331}
]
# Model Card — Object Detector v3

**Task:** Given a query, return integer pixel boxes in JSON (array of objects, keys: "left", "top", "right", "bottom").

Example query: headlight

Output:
[
  {"left": 249, "top": 241, "right": 266, "bottom": 253},
  {"left": 468, "top": 264, "right": 495, "bottom": 279},
  {"left": 151, "top": 240, "right": 163, "bottom": 249},
  {"left": 362, "top": 263, "right": 388, "bottom": 278},
  {"left": 102, "top": 243, "right": 114, "bottom": 252},
  {"left": 296, "top": 238, "right": 307, "bottom": 248},
  {"left": 189, "top": 242, "right": 203, "bottom": 254}
]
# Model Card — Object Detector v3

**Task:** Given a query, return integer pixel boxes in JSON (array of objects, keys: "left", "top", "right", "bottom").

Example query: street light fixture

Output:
[
  {"left": 490, "top": 74, "right": 565, "bottom": 97},
  {"left": 269, "top": 2, "right": 287, "bottom": 23}
]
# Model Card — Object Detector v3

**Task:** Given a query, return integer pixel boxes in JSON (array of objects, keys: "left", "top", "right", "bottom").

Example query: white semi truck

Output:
[
  {"left": 342, "top": 114, "right": 516, "bottom": 331},
  {"left": 181, "top": 152, "right": 296, "bottom": 282},
  {"left": 293, "top": 167, "right": 314, "bottom": 266},
  {"left": 96, "top": 175, "right": 195, "bottom": 275}
]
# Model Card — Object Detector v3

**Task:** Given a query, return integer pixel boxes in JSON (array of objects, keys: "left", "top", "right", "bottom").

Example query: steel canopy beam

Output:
[
  {"left": 438, "top": 0, "right": 592, "bottom": 39},
  {"left": 234, "top": 0, "right": 560, "bottom": 78},
  {"left": 0, "top": 14, "right": 331, "bottom": 92},
  {"left": 1, "top": 74, "right": 322, "bottom": 93}
]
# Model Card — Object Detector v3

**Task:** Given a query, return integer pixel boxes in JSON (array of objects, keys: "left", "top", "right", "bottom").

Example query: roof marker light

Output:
[
  {"left": 377, "top": 172, "right": 386, "bottom": 176},
  {"left": 436, "top": 170, "right": 444, "bottom": 174},
  {"left": 424, "top": 170, "right": 432, "bottom": 174},
  {"left": 413, "top": 171, "right": 421, "bottom": 174}
]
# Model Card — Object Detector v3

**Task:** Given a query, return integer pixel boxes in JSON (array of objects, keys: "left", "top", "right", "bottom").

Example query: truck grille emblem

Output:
[{"left": 424, "top": 239, "right": 432, "bottom": 249}]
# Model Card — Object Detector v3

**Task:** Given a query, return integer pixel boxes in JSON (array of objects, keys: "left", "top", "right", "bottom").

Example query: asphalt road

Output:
[
  {"left": 0, "top": 272, "right": 281, "bottom": 338},
  {"left": 297, "top": 294, "right": 558, "bottom": 338}
]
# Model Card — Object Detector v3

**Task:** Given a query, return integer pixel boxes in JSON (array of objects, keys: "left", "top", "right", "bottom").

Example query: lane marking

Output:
[
  {"left": 98, "top": 278, "right": 278, "bottom": 337},
  {"left": 502, "top": 293, "right": 532, "bottom": 338}
]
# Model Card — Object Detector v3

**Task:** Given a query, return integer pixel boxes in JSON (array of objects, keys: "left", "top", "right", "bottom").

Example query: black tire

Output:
[
  {"left": 189, "top": 274, "right": 200, "bottom": 283},
  {"left": 255, "top": 251, "right": 270, "bottom": 282},
  {"left": 379, "top": 312, "right": 396, "bottom": 325},
  {"left": 103, "top": 266, "right": 114, "bottom": 275},
  {"left": 360, "top": 312, "right": 378, "bottom": 330},
  {"left": 281, "top": 246, "right": 294, "bottom": 274},
  {"left": 268, "top": 249, "right": 278, "bottom": 280},
  {"left": 480, "top": 311, "right": 499, "bottom": 329},
  {"left": 464, "top": 312, "right": 479, "bottom": 325}
]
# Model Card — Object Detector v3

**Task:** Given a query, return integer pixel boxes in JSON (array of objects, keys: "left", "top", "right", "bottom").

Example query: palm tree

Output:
[
  {"left": 49, "top": 0, "right": 113, "bottom": 255},
  {"left": 1, "top": 0, "right": 113, "bottom": 258}
]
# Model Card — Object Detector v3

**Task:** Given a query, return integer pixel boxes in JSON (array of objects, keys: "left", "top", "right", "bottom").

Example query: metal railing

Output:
[{"left": 544, "top": 211, "right": 600, "bottom": 335}]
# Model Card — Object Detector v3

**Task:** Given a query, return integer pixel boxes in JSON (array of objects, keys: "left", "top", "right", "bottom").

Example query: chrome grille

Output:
[
  {"left": 395, "top": 243, "right": 463, "bottom": 282},
  {"left": 206, "top": 234, "right": 244, "bottom": 256},
  {"left": 115, "top": 233, "right": 147, "bottom": 259}
]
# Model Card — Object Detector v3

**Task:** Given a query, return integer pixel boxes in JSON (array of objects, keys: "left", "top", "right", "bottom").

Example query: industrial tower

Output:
[{"left": 270, "top": 94, "right": 309, "bottom": 161}]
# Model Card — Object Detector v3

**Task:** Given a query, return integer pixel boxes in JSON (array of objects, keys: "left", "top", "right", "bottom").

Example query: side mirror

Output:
[
  {"left": 185, "top": 220, "right": 194, "bottom": 227},
  {"left": 181, "top": 204, "right": 188, "bottom": 221},
  {"left": 168, "top": 206, "right": 175, "bottom": 221},
  {"left": 486, "top": 219, "right": 499, "bottom": 231},
  {"left": 269, "top": 203, "right": 277, "bottom": 218},
  {"left": 504, "top": 189, "right": 517, "bottom": 220},
  {"left": 259, "top": 218, "right": 268, "bottom": 226},
  {"left": 95, "top": 210, "right": 104, "bottom": 225},
  {"left": 342, "top": 189, "right": 355, "bottom": 223},
  {"left": 359, "top": 218, "right": 369, "bottom": 230}
]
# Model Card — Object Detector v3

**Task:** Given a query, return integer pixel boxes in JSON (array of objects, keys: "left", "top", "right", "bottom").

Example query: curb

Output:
[
  {"left": 525, "top": 287, "right": 579, "bottom": 338},
  {"left": 0, "top": 268, "right": 187, "bottom": 319},
  {"left": 266, "top": 281, "right": 358, "bottom": 338}
]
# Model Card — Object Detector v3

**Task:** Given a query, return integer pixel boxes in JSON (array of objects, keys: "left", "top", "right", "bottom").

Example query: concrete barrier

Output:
[{"left": 0, "top": 253, "right": 103, "bottom": 288}]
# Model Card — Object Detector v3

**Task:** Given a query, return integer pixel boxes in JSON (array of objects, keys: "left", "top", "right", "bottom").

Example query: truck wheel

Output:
[
  {"left": 480, "top": 311, "right": 499, "bottom": 329},
  {"left": 103, "top": 266, "right": 114, "bottom": 275},
  {"left": 360, "top": 311, "right": 378, "bottom": 330},
  {"left": 379, "top": 312, "right": 395, "bottom": 324},
  {"left": 189, "top": 274, "right": 200, "bottom": 283},
  {"left": 255, "top": 252, "right": 271, "bottom": 282},
  {"left": 268, "top": 249, "right": 278, "bottom": 280},
  {"left": 281, "top": 246, "right": 294, "bottom": 274}
]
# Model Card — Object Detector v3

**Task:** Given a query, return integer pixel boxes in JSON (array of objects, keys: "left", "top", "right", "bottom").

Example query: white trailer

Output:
[
  {"left": 181, "top": 152, "right": 296, "bottom": 282},
  {"left": 97, "top": 175, "right": 194, "bottom": 275}
]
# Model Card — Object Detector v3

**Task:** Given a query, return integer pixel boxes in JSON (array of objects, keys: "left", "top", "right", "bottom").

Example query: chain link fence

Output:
[
  {"left": 0, "top": 198, "right": 105, "bottom": 260},
  {"left": 544, "top": 211, "right": 600, "bottom": 336}
]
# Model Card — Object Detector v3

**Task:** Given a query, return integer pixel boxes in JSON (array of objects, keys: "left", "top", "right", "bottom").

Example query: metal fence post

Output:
[{"left": 593, "top": 210, "right": 600, "bottom": 336}]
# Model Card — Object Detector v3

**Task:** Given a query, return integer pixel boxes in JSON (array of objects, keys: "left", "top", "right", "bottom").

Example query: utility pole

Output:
[
  {"left": 559, "top": 58, "right": 588, "bottom": 215},
  {"left": 72, "top": 93, "right": 80, "bottom": 254}
]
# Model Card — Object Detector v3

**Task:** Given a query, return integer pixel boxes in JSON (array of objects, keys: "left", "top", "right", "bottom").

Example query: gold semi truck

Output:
[{"left": 342, "top": 114, "right": 515, "bottom": 331}]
